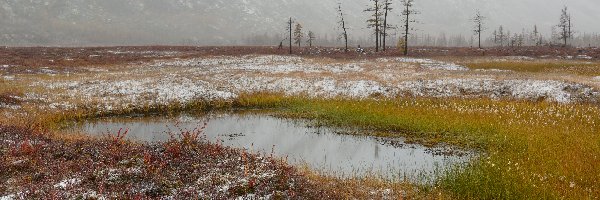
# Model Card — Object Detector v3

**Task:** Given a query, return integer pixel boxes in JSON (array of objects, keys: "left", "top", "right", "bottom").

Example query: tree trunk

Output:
[
  {"left": 289, "top": 18, "right": 292, "bottom": 54},
  {"left": 344, "top": 32, "right": 348, "bottom": 52},
  {"left": 383, "top": 2, "right": 388, "bottom": 51},
  {"left": 375, "top": 25, "right": 379, "bottom": 52},
  {"left": 478, "top": 24, "right": 482, "bottom": 49},
  {"left": 375, "top": 1, "right": 379, "bottom": 52},
  {"left": 403, "top": 3, "right": 409, "bottom": 56}
]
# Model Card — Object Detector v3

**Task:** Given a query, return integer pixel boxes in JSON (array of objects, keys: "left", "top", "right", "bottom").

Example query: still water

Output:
[{"left": 74, "top": 113, "right": 470, "bottom": 181}]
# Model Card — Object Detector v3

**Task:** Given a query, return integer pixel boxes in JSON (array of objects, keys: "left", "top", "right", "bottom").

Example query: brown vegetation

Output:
[
  {"left": 0, "top": 46, "right": 598, "bottom": 73},
  {"left": 0, "top": 124, "right": 342, "bottom": 199}
]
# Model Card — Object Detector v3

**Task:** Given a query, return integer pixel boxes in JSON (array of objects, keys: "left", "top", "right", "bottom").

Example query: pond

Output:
[{"left": 71, "top": 112, "right": 471, "bottom": 182}]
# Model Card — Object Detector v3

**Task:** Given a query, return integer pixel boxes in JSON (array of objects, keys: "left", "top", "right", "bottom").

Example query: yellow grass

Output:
[
  {"left": 234, "top": 94, "right": 600, "bottom": 199},
  {"left": 459, "top": 59, "right": 600, "bottom": 76}
]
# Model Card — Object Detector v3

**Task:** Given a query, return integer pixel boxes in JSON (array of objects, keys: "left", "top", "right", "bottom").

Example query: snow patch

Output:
[
  {"left": 577, "top": 55, "right": 593, "bottom": 60},
  {"left": 40, "top": 68, "right": 57, "bottom": 74},
  {"left": 397, "top": 79, "right": 596, "bottom": 103},
  {"left": 29, "top": 56, "right": 600, "bottom": 112},
  {"left": 0, "top": 103, "right": 21, "bottom": 110},
  {"left": 229, "top": 77, "right": 387, "bottom": 98},
  {"left": 0, "top": 194, "right": 15, "bottom": 200},
  {"left": 501, "top": 56, "right": 535, "bottom": 60},
  {"left": 475, "top": 69, "right": 512, "bottom": 72},
  {"left": 54, "top": 178, "right": 82, "bottom": 189},
  {"left": 44, "top": 76, "right": 236, "bottom": 111},
  {"left": 378, "top": 57, "right": 468, "bottom": 71}
]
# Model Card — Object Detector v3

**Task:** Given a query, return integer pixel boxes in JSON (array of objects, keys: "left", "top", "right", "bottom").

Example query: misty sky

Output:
[
  {"left": 414, "top": 0, "right": 600, "bottom": 35},
  {"left": 0, "top": 0, "right": 598, "bottom": 46}
]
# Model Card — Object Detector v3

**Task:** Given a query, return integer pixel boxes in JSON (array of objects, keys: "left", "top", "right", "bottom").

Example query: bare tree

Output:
[
  {"left": 381, "top": 0, "right": 393, "bottom": 51},
  {"left": 516, "top": 31, "right": 525, "bottom": 47},
  {"left": 365, "top": 0, "right": 383, "bottom": 52},
  {"left": 288, "top": 17, "right": 293, "bottom": 54},
  {"left": 294, "top": 23, "right": 303, "bottom": 47},
  {"left": 337, "top": 2, "right": 349, "bottom": 52},
  {"left": 307, "top": 31, "right": 316, "bottom": 47},
  {"left": 531, "top": 25, "right": 540, "bottom": 46},
  {"left": 400, "top": 0, "right": 418, "bottom": 56},
  {"left": 437, "top": 32, "right": 447, "bottom": 47},
  {"left": 492, "top": 30, "right": 498, "bottom": 45},
  {"left": 472, "top": 10, "right": 486, "bottom": 49},
  {"left": 557, "top": 6, "right": 574, "bottom": 47},
  {"left": 496, "top": 25, "right": 505, "bottom": 46},
  {"left": 506, "top": 30, "right": 512, "bottom": 46}
]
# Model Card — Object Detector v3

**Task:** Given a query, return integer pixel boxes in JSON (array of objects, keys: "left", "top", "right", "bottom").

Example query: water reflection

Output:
[{"left": 73, "top": 113, "right": 470, "bottom": 181}]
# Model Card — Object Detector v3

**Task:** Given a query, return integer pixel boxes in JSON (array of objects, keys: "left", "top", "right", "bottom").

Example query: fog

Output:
[{"left": 0, "top": 0, "right": 598, "bottom": 46}]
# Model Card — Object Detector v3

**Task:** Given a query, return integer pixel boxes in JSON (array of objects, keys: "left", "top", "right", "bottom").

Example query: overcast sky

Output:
[
  {"left": 414, "top": 0, "right": 600, "bottom": 35},
  {"left": 0, "top": 0, "right": 598, "bottom": 46}
]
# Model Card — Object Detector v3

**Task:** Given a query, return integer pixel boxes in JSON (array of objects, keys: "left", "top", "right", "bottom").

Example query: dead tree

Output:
[
  {"left": 288, "top": 17, "right": 293, "bottom": 54},
  {"left": 557, "top": 6, "right": 574, "bottom": 47},
  {"left": 307, "top": 31, "right": 316, "bottom": 47},
  {"left": 506, "top": 30, "right": 512, "bottom": 46},
  {"left": 492, "top": 30, "right": 498, "bottom": 45},
  {"left": 381, "top": 0, "right": 393, "bottom": 51},
  {"left": 472, "top": 10, "right": 486, "bottom": 49},
  {"left": 294, "top": 23, "right": 303, "bottom": 47},
  {"left": 400, "top": 0, "right": 418, "bottom": 56},
  {"left": 531, "top": 25, "right": 540, "bottom": 46},
  {"left": 337, "top": 2, "right": 349, "bottom": 52},
  {"left": 365, "top": 0, "right": 383, "bottom": 52},
  {"left": 496, "top": 25, "right": 505, "bottom": 46}
]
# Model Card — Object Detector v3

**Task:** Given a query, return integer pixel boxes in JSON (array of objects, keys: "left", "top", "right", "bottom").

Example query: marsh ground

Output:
[{"left": 1, "top": 46, "right": 600, "bottom": 199}]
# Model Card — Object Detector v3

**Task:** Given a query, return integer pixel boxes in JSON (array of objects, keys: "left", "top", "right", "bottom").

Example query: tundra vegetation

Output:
[
  {"left": 1, "top": 46, "right": 600, "bottom": 199},
  {"left": 2, "top": 1, "right": 600, "bottom": 199}
]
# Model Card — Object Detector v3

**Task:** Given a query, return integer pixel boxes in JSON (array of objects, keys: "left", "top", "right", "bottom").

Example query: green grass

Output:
[{"left": 233, "top": 94, "right": 600, "bottom": 199}]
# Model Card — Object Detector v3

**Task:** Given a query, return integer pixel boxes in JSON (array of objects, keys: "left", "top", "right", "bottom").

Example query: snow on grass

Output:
[
  {"left": 576, "top": 55, "right": 593, "bottom": 60},
  {"left": 156, "top": 55, "right": 303, "bottom": 68},
  {"left": 378, "top": 57, "right": 469, "bottom": 71},
  {"left": 0, "top": 103, "right": 21, "bottom": 110},
  {"left": 40, "top": 68, "right": 58, "bottom": 75},
  {"left": 229, "top": 77, "right": 387, "bottom": 98},
  {"left": 421, "top": 63, "right": 468, "bottom": 71},
  {"left": 42, "top": 76, "right": 236, "bottom": 110},
  {"left": 25, "top": 55, "right": 600, "bottom": 112},
  {"left": 500, "top": 56, "right": 535, "bottom": 61},
  {"left": 474, "top": 69, "right": 513, "bottom": 73},
  {"left": 156, "top": 55, "right": 362, "bottom": 74},
  {"left": 397, "top": 79, "right": 597, "bottom": 103},
  {"left": 53, "top": 178, "right": 82, "bottom": 189}
]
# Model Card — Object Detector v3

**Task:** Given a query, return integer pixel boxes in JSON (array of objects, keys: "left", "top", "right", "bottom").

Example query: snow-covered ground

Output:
[{"left": 11, "top": 55, "right": 600, "bottom": 112}]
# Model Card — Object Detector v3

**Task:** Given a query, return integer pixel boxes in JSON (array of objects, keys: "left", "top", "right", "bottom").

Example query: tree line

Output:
[{"left": 280, "top": 1, "right": 591, "bottom": 55}]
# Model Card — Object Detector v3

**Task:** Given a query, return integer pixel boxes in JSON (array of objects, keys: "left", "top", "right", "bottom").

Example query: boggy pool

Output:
[{"left": 72, "top": 112, "right": 471, "bottom": 182}]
